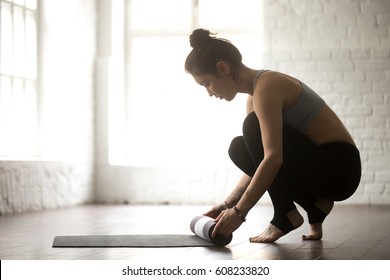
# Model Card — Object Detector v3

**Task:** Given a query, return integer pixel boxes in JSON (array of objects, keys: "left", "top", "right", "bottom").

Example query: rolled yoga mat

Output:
[
  {"left": 52, "top": 215, "right": 232, "bottom": 248},
  {"left": 190, "top": 215, "right": 232, "bottom": 247}
]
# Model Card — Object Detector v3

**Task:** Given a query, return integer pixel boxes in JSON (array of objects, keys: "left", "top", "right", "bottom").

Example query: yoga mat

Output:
[
  {"left": 52, "top": 215, "right": 233, "bottom": 248},
  {"left": 52, "top": 234, "right": 214, "bottom": 248}
]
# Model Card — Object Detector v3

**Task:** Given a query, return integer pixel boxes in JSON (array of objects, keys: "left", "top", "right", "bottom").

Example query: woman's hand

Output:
[
  {"left": 203, "top": 203, "right": 226, "bottom": 219},
  {"left": 212, "top": 208, "right": 243, "bottom": 238}
]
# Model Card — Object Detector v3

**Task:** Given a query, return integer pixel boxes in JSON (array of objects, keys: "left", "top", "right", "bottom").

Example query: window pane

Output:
[
  {"left": 13, "top": 6, "right": 25, "bottom": 77},
  {"left": 0, "top": 78, "right": 38, "bottom": 156},
  {"left": 1, "top": 3, "right": 13, "bottom": 75},
  {"left": 23, "top": 80, "right": 38, "bottom": 154},
  {"left": 199, "top": 0, "right": 261, "bottom": 29},
  {"left": 25, "top": 0, "right": 37, "bottom": 9},
  {"left": 0, "top": 77, "right": 12, "bottom": 154},
  {"left": 0, "top": 77, "right": 12, "bottom": 124},
  {"left": 130, "top": 0, "right": 191, "bottom": 30},
  {"left": 25, "top": 11, "right": 37, "bottom": 79},
  {"left": 14, "top": 0, "right": 25, "bottom": 6},
  {"left": 13, "top": 78, "right": 24, "bottom": 126}
]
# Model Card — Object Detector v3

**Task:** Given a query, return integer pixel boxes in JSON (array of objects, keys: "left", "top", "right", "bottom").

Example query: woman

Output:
[{"left": 184, "top": 29, "right": 361, "bottom": 243}]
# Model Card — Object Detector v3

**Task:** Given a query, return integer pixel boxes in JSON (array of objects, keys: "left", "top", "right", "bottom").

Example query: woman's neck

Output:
[{"left": 235, "top": 67, "right": 261, "bottom": 95}]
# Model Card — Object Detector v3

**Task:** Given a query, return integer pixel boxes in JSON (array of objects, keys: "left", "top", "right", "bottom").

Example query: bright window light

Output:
[
  {"left": 130, "top": 0, "right": 191, "bottom": 31},
  {"left": 110, "top": 0, "right": 262, "bottom": 167},
  {"left": 198, "top": 0, "right": 262, "bottom": 29},
  {"left": 0, "top": 0, "right": 38, "bottom": 157}
]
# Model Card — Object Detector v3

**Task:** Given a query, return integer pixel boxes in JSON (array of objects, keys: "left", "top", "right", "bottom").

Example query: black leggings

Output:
[{"left": 229, "top": 112, "right": 361, "bottom": 233}]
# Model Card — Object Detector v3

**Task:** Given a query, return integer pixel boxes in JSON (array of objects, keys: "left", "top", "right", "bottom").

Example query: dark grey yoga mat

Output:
[{"left": 52, "top": 234, "right": 215, "bottom": 248}]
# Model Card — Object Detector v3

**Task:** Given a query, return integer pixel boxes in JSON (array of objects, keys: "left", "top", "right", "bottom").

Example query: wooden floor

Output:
[{"left": 1, "top": 204, "right": 390, "bottom": 260}]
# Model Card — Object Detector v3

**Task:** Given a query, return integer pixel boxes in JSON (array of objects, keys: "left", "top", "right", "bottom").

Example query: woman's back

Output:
[{"left": 251, "top": 71, "right": 355, "bottom": 146}]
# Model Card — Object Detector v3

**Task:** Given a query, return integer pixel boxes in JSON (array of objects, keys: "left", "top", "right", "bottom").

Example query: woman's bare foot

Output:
[
  {"left": 302, "top": 198, "right": 334, "bottom": 241},
  {"left": 302, "top": 223, "right": 323, "bottom": 240},
  {"left": 250, "top": 208, "right": 304, "bottom": 243},
  {"left": 249, "top": 224, "right": 284, "bottom": 243}
]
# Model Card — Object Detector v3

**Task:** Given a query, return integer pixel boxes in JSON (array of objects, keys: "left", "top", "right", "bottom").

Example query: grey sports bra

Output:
[{"left": 253, "top": 70, "right": 325, "bottom": 132}]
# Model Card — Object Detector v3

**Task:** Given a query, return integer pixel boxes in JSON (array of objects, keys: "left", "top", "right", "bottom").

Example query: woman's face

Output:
[{"left": 192, "top": 72, "right": 237, "bottom": 101}]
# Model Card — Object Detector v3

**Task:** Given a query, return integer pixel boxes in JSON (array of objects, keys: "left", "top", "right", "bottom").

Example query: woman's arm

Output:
[
  {"left": 224, "top": 174, "right": 252, "bottom": 207},
  {"left": 204, "top": 174, "right": 251, "bottom": 218},
  {"left": 236, "top": 75, "right": 285, "bottom": 217}
]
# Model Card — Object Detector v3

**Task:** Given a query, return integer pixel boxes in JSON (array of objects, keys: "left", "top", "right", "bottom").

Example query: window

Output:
[
  {"left": 111, "top": 0, "right": 263, "bottom": 167},
  {"left": 0, "top": 0, "right": 38, "bottom": 157}
]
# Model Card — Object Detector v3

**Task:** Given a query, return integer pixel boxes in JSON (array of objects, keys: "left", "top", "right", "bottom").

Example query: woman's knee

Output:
[
  {"left": 242, "top": 111, "right": 261, "bottom": 139},
  {"left": 242, "top": 112, "right": 264, "bottom": 165},
  {"left": 228, "top": 136, "right": 245, "bottom": 161},
  {"left": 329, "top": 182, "right": 360, "bottom": 202},
  {"left": 228, "top": 136, "right": 256, "bottom": 176}
]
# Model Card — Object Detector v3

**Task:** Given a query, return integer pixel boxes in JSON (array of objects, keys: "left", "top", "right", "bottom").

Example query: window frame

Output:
[{"left": 0, "top": 0, "right": 41, "bottom": 158}]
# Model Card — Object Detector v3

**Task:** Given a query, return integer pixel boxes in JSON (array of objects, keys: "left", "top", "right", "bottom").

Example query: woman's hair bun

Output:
[{"left": 189, "top": 28, "right": 214, "bottom": 49}]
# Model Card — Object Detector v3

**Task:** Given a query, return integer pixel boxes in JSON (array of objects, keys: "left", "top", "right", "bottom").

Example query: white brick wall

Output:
[
  {"left": 262, "top": 0, "right": 390, "bottom": 205},
  {"left": 0, "top": 161, "right": 94, "bottom": 213}
]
